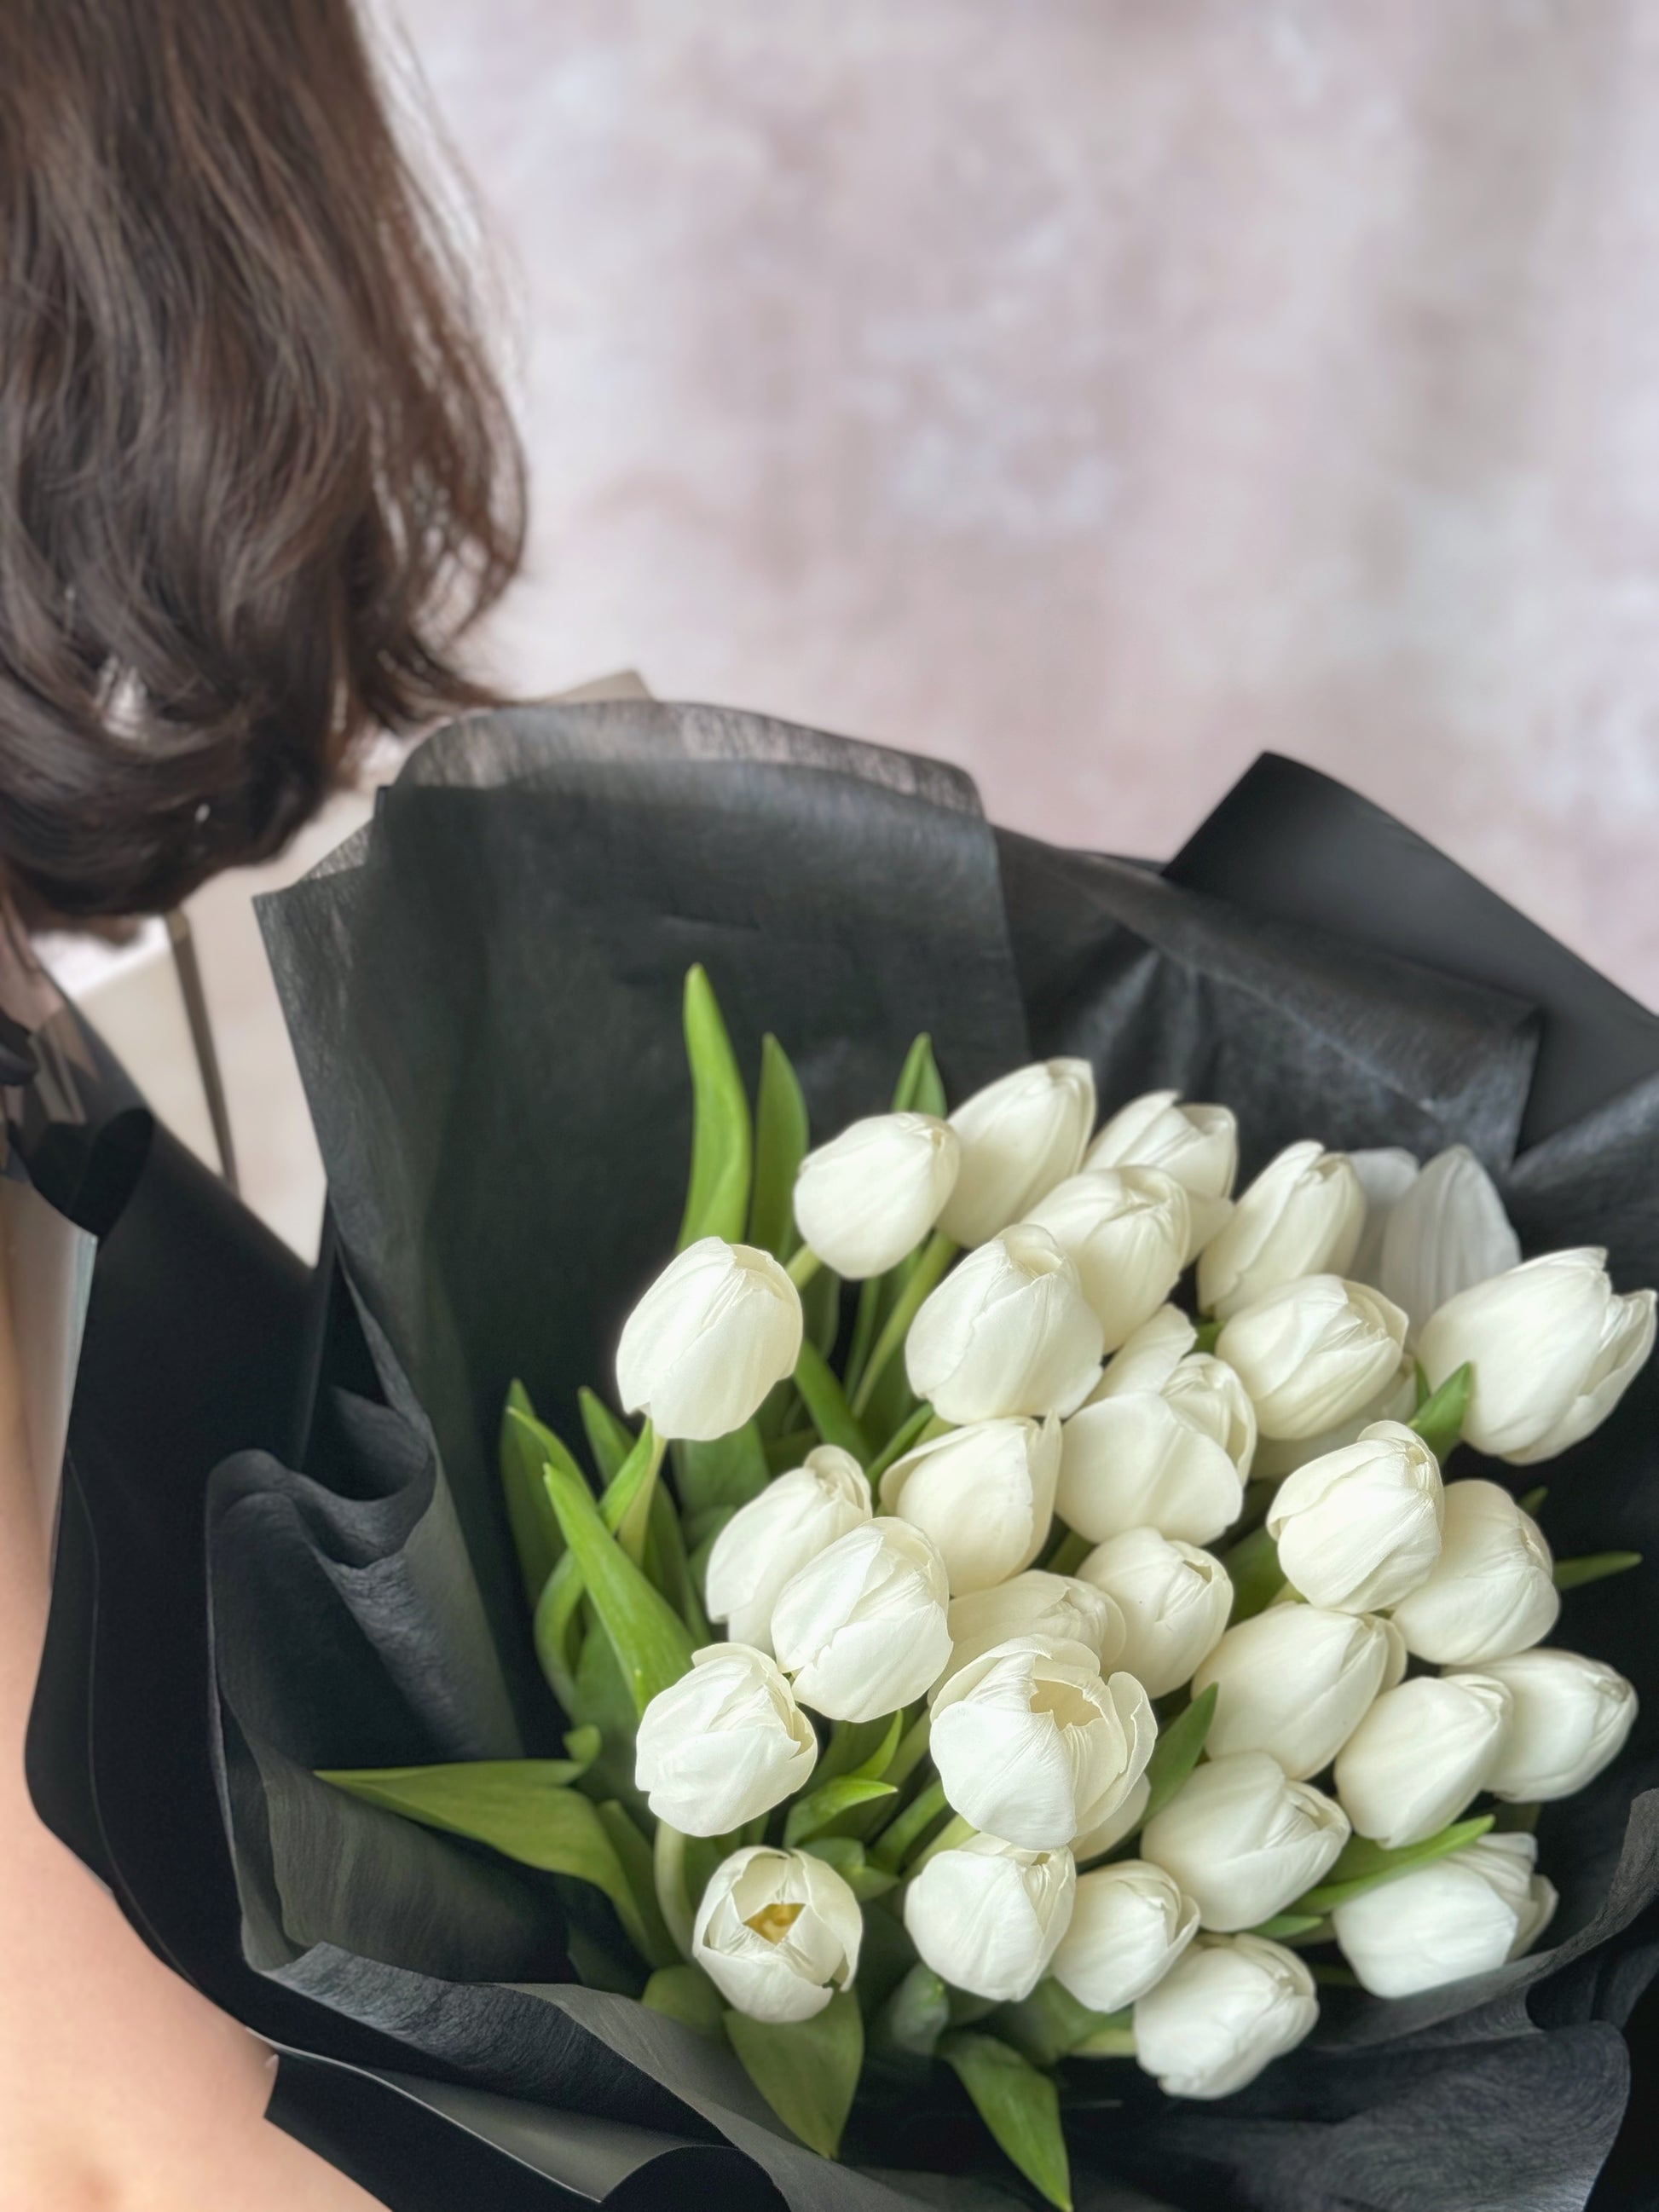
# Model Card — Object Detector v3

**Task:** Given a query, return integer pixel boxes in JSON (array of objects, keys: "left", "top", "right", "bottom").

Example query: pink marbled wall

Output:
[{"left": 390, "top": 0, "right": 1659, "bottom": 1002}]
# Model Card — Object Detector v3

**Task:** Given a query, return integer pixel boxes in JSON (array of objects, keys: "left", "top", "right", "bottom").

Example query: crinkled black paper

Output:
[{"left": 30, "top": 702, "right": 1659, "bottom": 2209}]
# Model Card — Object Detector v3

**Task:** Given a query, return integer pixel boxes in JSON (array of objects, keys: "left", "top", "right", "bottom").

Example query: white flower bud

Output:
[
  {"left": 1072, "top": 1776, "right": 1150, "bottom": 1865},
  {"left": 704, "top": 1447, "right": 872, "bottom": 1652},
  {"left": 1194, "top": 1606, "right": 1404, "bottom": 1779},
  {"left": 1216, "top": 1275, "right": 1409, "bottom": 1442},
  {"left": 905, "top": 1226, "right": 1105, "bottom": 1424},
  {"left": 1264, "top": 1420, "right": 1443, "bottom": 1613},
  {"left": 792, "top": 1112, "right": 960, "bottom": 1279},
  {"left": 939, "top": 1058, "right": 1096, "bottom": 1247},
  {"left": 879, "top": 1417, "right": 1060, "bottom": 1595},
  {"left": 1389, "top": 1480, "right": 1558, "bottom": 1666},
  {"left": 1345, "top": 1148, "right": 1420, "bottom": 1286},
  {"left": 634, "top": 1646, "right": 818, "bottom": 1835},
  {"left": 1418, "top": 1250, "right": 1657, "bottom": 1464},
  {"left": 931, "top": 1636, "right": 1157, "bottom": 1850},
  {"left": 692, "top": 1845, "right": 863, "bottom": 2023},
  {"left": 616, "top": 1236, "right": 802, "bottom": 1443},
  {"left": 1132, "top": 1934, "right": 1318, "bottom": 2099},
  {"left": 1052, "top": 1860, "right": 1199, "bottom": 2013},
  {"left": 770, "top": 1516, "right": 951, "bottom": 1721},
  {"left": 1060, "top": 1317, "right": 1256, "bottom": 1549},
  {"left": 1084, "top": 1090, "right": 1239, "bottom": 1258},
  {"left": 903, "top": 1834, "right": 1077, "bottom": 2002},
  {"left": 1198, "top": 1142, "right": 1366, "bottom": 1320},
  {"left": 1370, "top": 1145, "right": 1521, "bottom": 1342},
  {"left": 1141, "top": 1753, "right": 1349, "bottom": 1932},
  {"left": 1078, "top": 1528, "right": 1234, "bottom": 1698},
  {"left": 1333, "top": 1674, "right": 1511, "bottom": 1848},
  {"left": 1022, "top": 1168, "right": 1191, "bottom": 1351},
  {"left": 943, "top": 1569, "right": 1124, "bottom": 1685},
  {"left": 1246, "top": 1357, "right": 1419, "bottom": 1484},
  {"left": 1466, "top": 1649, "right": 1639, "bottom": 1802},
  {"left": 1332, "top": 1832, "right": 1557, "bottom": 1998}
]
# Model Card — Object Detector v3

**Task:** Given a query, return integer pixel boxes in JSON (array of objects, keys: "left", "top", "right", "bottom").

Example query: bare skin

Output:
[{"left": 0, "top": 1199, "right": 382, "bottom": 2207}]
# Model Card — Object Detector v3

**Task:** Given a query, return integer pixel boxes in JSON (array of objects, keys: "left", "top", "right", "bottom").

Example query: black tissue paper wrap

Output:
[{"left": 28, "top": 702, "right": 1659, "bottom": 2211}]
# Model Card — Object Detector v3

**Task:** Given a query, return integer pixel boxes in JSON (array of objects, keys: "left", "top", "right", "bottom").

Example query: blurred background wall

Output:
[{"left": 86, "top": 0, "right": 1659, "bottom": 1250}]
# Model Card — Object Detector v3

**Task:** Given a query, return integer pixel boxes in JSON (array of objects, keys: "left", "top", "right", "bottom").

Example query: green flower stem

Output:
[
  {"left": 907, "top": 1812, "right": 974, "bottom": 1874},
  {"left": 1192, "top": 1319, "right": 1222, "bottom": 1354},
  {"left": 882, "top": 1712, "right": 933, "bottom": 1793},
  {"left": 871, "top": 1776, "right": 947, "bottom": 1870},
  {"left": 653, "top": 1821, "right": 697, "bottom": 1963},
  {"left": 787, "top": 1245, "right": 824, "bottom": 1291},
  {"left": 1045, "top": 1527, "right": 1090, "bottom": 1577},
  {"left": 851, "top": 1231, "right": 957, "bottom": 1418}
]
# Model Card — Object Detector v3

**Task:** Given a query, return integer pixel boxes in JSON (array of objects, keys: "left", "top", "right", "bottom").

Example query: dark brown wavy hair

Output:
[{"left": 0, "top": 0, "right": 526, "bottom": 921}]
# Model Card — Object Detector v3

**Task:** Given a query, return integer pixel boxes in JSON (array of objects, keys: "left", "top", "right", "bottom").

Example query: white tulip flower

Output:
[
  {"left": 1072, "top": 1776, "right": 1151, "bottom": 1864},
  {"left": 1141, "top": 1753, "right": 1350, "bottom": 1932},
  {"left": 1418, "top": 1249, "right": 1656, "bottom": 1464},
  {"left": 1051, "top": 1860, "right": 1199, "bottom": 2013},
  {"left": 1369, "top": 1145, "right": 1521, "bottom": 1342},
  {"left": 792, "top": 1112, "right": 960, "bottom": 1279},
  {"left": 939, "top": 1058, "right": 1096, "bottom": 1248},
  {"left": 1246, "top": 1357, "right": 1419, "bottom": 1484},
  {"left": 1332, "top": 1832, "right": 1557, "bottom": 1998},
  {"left": 1216, "top": 1275, "right": 1409, "bottom": 1442},
  {"left": 943, "top": 1569, "right": 1124, "bottom": 1685},
  {"left": 1264, "top": 1420, "right": 1443, "bottom": 1613},
  {"left": 1198, "top": 1141, "right": 1366, "bottom": 1320},
  {"left": 931, "top": 1636, "right": 1157, "bottom": 1850},
  {"left": 903, "top": 1834, "right": 1077, "bottom": 2003},
  {"left": 704, "top": 1447, "right": 871, "bottom": 1652},
  {"left": 1060, "top": 1315, "right": 1255, "bottom": 1548},
  {"left": 770, "top": 1516, "right": 951, "bottom": 1721},
  {"left": 1084, "top": 1090, "right": 1239, "bottom": 1258},
  {"left": 1346, "top": 1147, "right": 1421, "bottom": 1285},
  {"left": 1389, "top": 1480, "right": 1558, "bottom": 1666},
  {"left": 1193, "top": 1606, "right": 1404, "bottom": 1779},
  {"left": 1022, "top": 1168, "right": 1191, "bottom": 1351},
  {"left": 879, "top": 1416, "right": 1060, "bottom": 1595},
  {"left": 905, "top": 1225, "right": 1105, "bottom": 1424},
  {"left": 1078, "top": 1528, "right": 1234, "bottom": 1698},
  {"left": 1467, "top": 1649, "right": 1639, "bottom": 1802},
  {"left": 1133, "top": 1934, "right": 1319, "bottom": 2099},
  {"left": 634, "top": 1646, "right": 818, "bottom": 1835},
  {"left": 692, "top": 1845, "right": 863, "bottom": 2023},
  {"left": 1332, "top": 1674, "right": 1511, "bottom": 1849},
  {"left": 616, "top": 1237, "right": 802, "bottom": 1442}
]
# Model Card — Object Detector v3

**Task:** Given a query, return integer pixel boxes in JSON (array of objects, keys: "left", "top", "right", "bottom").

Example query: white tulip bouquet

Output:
[{"left": 317, "top": 964, "right": 1655, "bottom": 2210}]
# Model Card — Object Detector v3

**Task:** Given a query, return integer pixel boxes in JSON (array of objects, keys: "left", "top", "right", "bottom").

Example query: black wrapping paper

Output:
[{"left": 31, "top": 702, "right": 1659, "bottom": 2210}]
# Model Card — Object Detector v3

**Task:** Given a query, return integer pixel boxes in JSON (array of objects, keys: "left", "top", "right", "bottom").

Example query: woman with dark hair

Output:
[{"left": 0, "top": 1, "right": 525, "bottom": 2199}]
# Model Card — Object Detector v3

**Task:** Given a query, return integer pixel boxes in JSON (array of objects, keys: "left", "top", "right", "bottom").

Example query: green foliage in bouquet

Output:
[{"left": 321, "top": 964, "right": 1655, "bottom": 2208}]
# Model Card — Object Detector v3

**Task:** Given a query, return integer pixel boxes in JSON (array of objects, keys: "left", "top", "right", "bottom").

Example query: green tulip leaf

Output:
[
  {"left": 724, "top": 1988, "right": 864, "bottom": 2160},
  {"left": 1247, "top": 1913, "right": 1324, "bottom": 1941},
  {"left": 1516, "top": 1484, "right": 1549, "bottom": 1519},
  {"left": 796, "top": 1835, "right": 899, "bottom": 1900},
  {"left": 1411, "top": 1361, "right": 1471, "bottom": 1461},
  {"left": 892, "top": 1031, "right": 948, "bottom": 1120},
  {"left": 749, "top": 1032, "right": 810, "bottom": 1260},
  {"left": 941, "top": 2033, "right": 1072, "bottom": 2212},
  {"left": 873, "top": 1962, "right": 951, "bottom": 2060},
  {"left": 643, "top": 1964, "right": 725, "bottom": 2039},
  {"left": 678, "top": 963, "right": 752, "bottom": 1250},
  {"left": 801, "top": 1260, "right": 843, "bottom": 1359},
  {"left": 1139, "top": 1684, "right": 1218, "bottom": 1826},
  {"left": 500, "top": 1383, "right": 567, "bottom": 1608},
  {"left": 865, "top": 1401, "right": 936, "bottom": 1487},
  {"left": 676, "top": 1421, "right": 772, "bottom": 1531},
  {"left": 783, "top": 1776, "right": 898, "bottom": 1848},
  {"left": 541, "top": 1456, "right": 695, "bottom": 1718},
  {"left": 1222, "top": 1527, "right": 1286, "bottom": 1624},
  {"left": 851, "top": 1709, "right": 906, "bottom": 1781},
  {"left": 579, "top": 1388, "right": 637, "bottom": 1484},
  {"left": 1554, "top": 1551, "right": 1643, "bottom": 1589},
  {"left": 997, "top": 1978, "right": 1121, "bottom": 2070},
  {"left": 1295, "top": 1813, "right": 1494, "bottom": 1915},
  {"left": 793, "top": 1339, "right": 870, "bottom": 1460},
  {"left": 316, "top": 1760, "right": 661, "bottom": 1961}
]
